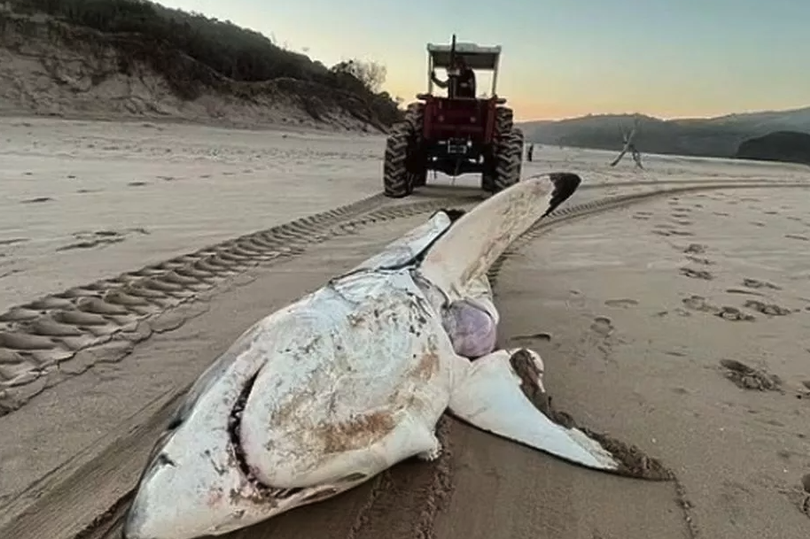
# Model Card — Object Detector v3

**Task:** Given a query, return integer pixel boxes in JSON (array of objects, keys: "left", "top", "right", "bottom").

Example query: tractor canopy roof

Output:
[{"left": 426, "top": 42, "right": 501, "bottom": 70}]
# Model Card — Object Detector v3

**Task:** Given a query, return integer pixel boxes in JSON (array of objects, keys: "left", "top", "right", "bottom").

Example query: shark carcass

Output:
[{"left": 123, "top": 173, "right": 668, "bottom": 539}]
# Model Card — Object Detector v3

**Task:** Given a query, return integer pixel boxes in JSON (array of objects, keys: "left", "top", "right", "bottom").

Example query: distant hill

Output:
[
  {"left": 519, "top": 108, "right": 810, "bottom": 159},
  {"left": 735, "top": 131, "right": 810, "bottom": 166}
]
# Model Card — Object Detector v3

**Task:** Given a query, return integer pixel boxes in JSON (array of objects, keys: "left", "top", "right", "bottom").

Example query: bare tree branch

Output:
[{"left": 609, "top": 116, "right": 644, "bottom": 169}]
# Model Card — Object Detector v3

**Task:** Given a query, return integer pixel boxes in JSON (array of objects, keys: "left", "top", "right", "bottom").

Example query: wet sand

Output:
[{"left": 2, "top": 117, "right": 810, "bottom": 539}]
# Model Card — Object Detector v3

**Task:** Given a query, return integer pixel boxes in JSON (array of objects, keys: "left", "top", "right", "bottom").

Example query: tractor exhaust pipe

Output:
[{"left": 449, "top": 34, "right": 458, "bottom": 98}]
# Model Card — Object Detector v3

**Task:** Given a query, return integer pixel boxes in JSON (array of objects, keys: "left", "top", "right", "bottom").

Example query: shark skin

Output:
[{"left": 122, "top": 173, "right": 665, "bottom": 539}]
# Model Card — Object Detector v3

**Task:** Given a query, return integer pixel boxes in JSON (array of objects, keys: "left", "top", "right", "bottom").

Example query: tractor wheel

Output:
[
  {"left": 495, "top": 107, "right": 514, "bottom": 137},
  {"left": 383, "top": 122, "right": 414, "bottom": 198},
  {"left": 492, "top": 128, "right": 524, "bottom": 193},
  {"left": 404, "top": 103, "right": 425, "bottom": 135},
  {"left": 404, "top": 104, "right": 427, "bottom": 187}
]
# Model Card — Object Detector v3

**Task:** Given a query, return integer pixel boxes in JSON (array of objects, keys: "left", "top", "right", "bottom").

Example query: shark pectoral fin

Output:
[{"left": 448, "top": 349, "right": 672, "bottom": 480}]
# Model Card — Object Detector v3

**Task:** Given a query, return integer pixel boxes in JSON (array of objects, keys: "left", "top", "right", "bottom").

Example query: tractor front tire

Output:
[
  {"left": 492, "top": 128, "right": 524, "bottom": 193},
  {"left": 383, "top": 122, "right": 414, "bottom": 198},
  {"left": 495, "top": 107, "right": 514, "bottom": 137}
]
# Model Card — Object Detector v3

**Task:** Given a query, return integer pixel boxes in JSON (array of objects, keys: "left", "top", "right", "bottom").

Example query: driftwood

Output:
[{"left": 609, "top": 116, "right": 644, "bottom": 169}]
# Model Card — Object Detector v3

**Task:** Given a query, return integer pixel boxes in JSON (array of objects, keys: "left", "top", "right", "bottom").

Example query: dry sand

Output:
[{"left": 2, "top": 116, "right": 810, "bottom": 539}]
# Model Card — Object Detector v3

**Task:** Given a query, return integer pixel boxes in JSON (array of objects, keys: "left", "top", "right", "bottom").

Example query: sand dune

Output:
[{"left": 1, "top": 117, "right": 809, "bottom": 539}]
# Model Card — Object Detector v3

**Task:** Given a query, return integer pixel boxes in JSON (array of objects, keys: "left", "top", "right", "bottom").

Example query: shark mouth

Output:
[{"left": 228, "top": 373, "right": 305, "bottom": 500}]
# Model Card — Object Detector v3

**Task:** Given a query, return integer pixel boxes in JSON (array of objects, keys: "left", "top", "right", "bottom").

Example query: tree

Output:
[{"left": 330, "top": 59, "right": 386, "bottom": 93}]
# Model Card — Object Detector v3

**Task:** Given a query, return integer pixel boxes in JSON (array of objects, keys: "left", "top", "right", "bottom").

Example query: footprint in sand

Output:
[
  {"left": 604, "top": 298, "right": 639, "bottom": 308},
  {"left": 682, "top": 296, "right": 755, "bottom": 321},
  {"left": 715, "top": 306, "right": 756, "bottom": 322},
  {"left": 682, "top": 295, "right": 715, "bottom": 312},
  {"left": 742, "top": 278, "right": 781, "bottom": 291},
  {"left": 21, "top": 196, "right": 52, "bottom": 204},
  {"left": 680, "top": 267, "right": 713, "bottom": 280},
  {"left": 684, "top": 243, "right": 707, "bottom": 254},
  {"left": 128, "top": 181, "right": 148, "bottom": 187},
  {"left": 719, "top": 359, "right": 781, "bottom": 391},
  {"left": 785, "top": 234, "right": 809, "bottom": 242},
  {"left": 743, "top": 300, "right": 793, "bottom": 316},
  {"left": 763, "top": 210, "right": 779, "bottom": 215},
  {"left": 590, "top": 316, "right": 614, "bottom": 336}
]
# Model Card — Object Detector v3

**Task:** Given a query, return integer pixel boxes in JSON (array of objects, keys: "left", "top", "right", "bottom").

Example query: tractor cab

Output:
[{"left": 422, "top": 40, "right": 503, "bottom": 100}]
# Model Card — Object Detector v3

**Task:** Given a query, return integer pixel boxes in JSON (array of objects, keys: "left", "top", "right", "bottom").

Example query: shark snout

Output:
[
  {"left": 123, "top": 433, "right": 265, "bottom": 539},
  {"left": 123, "top": 449, "right": 208, "bottom": 539}
]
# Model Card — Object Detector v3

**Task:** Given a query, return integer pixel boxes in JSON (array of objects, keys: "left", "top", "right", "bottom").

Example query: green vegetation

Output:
[{"left": 5, "top": 0, "right": 401, "bottom": 126}]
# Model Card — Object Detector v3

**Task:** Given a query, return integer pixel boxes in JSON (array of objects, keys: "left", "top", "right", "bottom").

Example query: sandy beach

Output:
[{"left": 1, "top": 116, "right": 810, "bottom": 539}]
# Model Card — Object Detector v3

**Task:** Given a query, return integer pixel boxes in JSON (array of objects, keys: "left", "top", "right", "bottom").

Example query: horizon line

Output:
[{"left": 518, "top": 104, "right": 810, "bottom": 123}]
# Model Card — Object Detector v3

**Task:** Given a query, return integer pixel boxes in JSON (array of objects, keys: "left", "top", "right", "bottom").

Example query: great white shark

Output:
[{"left": 123, "top": 173, "right": 667, "bottom": 539}]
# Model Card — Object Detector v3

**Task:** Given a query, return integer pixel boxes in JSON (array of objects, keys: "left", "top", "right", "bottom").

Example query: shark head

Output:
[{"left": 122, "top": 320, "right": 364, "bottom": 539}]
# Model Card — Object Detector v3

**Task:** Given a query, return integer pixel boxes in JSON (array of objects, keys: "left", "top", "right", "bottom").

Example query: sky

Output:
[{"left": 156, "top": 0, "right": 810, "bottom": 121}]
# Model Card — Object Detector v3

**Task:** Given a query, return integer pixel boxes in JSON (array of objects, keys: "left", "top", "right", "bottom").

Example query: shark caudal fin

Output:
[
  {"left": 448, "top": 349, "right": 672, "bottom": 480},
  {"left": 418, "top": 173, "right": 581, "bottom": 299}
]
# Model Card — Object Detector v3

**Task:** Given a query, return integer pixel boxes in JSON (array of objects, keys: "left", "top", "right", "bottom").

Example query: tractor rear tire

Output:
[
  {"left": 383, "top": 122, "right": 413, "bottom": 198},
  {"left": 492, "top": 128, "right": 524, "bottom": 193},
  {"left": 404, "top": 104, "right": 427, "bottom": 187}
]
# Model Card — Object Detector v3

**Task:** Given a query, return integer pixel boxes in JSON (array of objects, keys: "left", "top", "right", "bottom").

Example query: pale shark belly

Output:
[{"left": 239, "top": 269, "right": 457, "bottom": 488}]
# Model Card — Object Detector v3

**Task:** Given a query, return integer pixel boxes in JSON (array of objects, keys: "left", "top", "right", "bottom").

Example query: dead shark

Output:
[{"left": 123, "top": 173, "right": 667, "bottom": 539}]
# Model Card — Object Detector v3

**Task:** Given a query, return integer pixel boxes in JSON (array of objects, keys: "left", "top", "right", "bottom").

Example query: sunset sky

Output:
[{"left": 156, "top": 0, "right": 810, "bottom": 121}]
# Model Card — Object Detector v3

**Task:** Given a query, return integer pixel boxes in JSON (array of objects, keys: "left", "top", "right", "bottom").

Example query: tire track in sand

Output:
[
  {"left": 9, "top": 180, "right": 810, "bottom": 539},
  {"left": 0, "top": 193, "right": 482, "bottom": 416}
]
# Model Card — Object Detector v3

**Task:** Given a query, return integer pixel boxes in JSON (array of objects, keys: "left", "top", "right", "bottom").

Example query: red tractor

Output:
[{"left": 383, "top": 35, "right": 524, "bottom": 198}]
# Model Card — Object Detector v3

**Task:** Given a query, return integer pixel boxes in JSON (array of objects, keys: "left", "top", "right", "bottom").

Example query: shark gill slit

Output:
[{"left": 228, "top": 372, "right": 304, "bottom": 499}]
